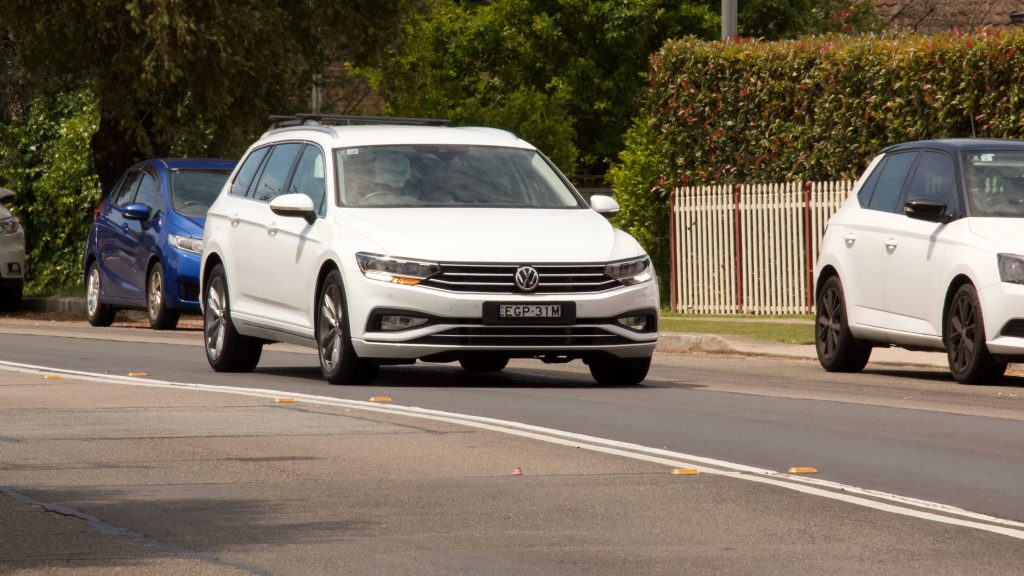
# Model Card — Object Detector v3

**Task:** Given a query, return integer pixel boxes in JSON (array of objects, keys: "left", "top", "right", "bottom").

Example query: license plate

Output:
[
  {"left": 499, "top": 304, "right": 562, "bottom": 319},
  {"left": 483, "top": 302, "right": 575, "bottom": 325}
]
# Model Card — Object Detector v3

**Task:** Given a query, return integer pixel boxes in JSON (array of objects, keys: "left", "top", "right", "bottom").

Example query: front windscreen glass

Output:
[
  {"left": 964, "top": 151, "right": 1024, "bottom": 217},
  {"left": 171, "top": 170, "right": 232, "bottom": 216},
  {"left": 333, "top": 145, "right": 583, "bottom": 208}
]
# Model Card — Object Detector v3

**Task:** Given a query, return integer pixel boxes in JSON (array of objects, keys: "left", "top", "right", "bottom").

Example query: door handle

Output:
[
  {"left": 843, "top": 233, "right": 856, "bottom": 245},
  {"left": 121, "top": 223, "right": 129, "bottom": 233},
  {"left": 885, "top": 237, "right": 898, "bottom": 249},
  {"left": 267, "top": 225, "right": 278, "bottom": 237},
  {"left": 230, "top": 213, "right": 240, "bottom": 227}
]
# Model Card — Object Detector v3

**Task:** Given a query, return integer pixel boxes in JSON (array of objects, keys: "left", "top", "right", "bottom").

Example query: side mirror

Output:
[
  {"left": 589, "top": 194, "right": 620, "bottom": 219},
  {"left": 904, "top": 199, "right": 951, "bottom": 223},
  {"left": 270, "top": 193, "right": 317, "bottom": 224},
  {"left": 0, "top": 188, "right": 15, "bottom": 202},
  {"left": 121, "top": 203, "right": 151, "bottom": 221}
]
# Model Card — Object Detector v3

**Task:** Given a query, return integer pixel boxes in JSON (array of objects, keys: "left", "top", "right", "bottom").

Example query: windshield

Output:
[
  {"left": 965, "top": 151, "right": 1024, "bottom": 217},
  {"left": 170, "top": 169, "right": 232, "bottom": 217},
  {"left": 333, "top": 145, "right": 583, "bottom": 208}
]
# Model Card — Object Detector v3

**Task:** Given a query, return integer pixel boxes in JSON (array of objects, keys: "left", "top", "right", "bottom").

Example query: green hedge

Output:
[
  {"left": 611, "top": 29, "right": 1024, "bottom": 290},
  {"left": 0, "top": 90, "right": 101, "bottom": 294}
]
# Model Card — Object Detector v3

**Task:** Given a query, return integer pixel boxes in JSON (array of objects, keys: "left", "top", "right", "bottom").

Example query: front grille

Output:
[
  {"left": 409, "top": 326, "right": 635, "bottom": 347},
  {"left": 1000, "top": 319, "right": 1024, "bottom": 338},
  {"left": 421, "top": 263, "right": 619, "bottom": 294}
]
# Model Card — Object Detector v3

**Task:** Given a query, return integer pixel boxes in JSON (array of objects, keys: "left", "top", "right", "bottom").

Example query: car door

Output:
[
  {"left": 262, "top": 143, "right": 330, "bottom": 332},
  {"left": 123, "top": 170, "right": 163, "bottom": 301},
  {"left": 838, "top": 150, "right": 918, "bottom": 329},
  {"left": 882, "top": 149, "right": 957, "bottom": 337},
  {"left": 95, "top": 170, "right": 143, "bottom": 301},
  {"left": 234, "top": 142, "right": 303, "bottom": 321}
]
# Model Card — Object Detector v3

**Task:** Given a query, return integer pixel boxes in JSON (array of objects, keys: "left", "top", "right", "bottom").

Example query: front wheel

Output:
[
  {"left": 815, "top": 275, "right": 871, "bottom": 372},
  {"left": 316, "top": 269, "right": 378, "bottom": 385},
  {"left": 85, "top": 262, "right": 116, "bottom": 327},
  {"left": 204, "top": 264, "right": 262, "bottom": 372},
  {"left": 946, "top": 284, "right": 1006, "bottom": 384},
  {"left": 588, "top": 356, "right": 651, "bottom": 386},
  {"left": 147, "top": 262, "right": 180, "bottom": 330}
]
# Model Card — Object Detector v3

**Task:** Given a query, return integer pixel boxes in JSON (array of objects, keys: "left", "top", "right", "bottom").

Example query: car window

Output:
[
  {"left": 856, "top": 158, "right": 885, "bottom": 207},
  {"left": 231, "top": 146, "right": 270, "bottom": 197},
  {"left": 964, "top": 150, "right": 1024, "bottom": 217},
  {"left": 252, "top": 143, "right": 302, "bottom": 202},
  {"left": 171, "top": 170, "right": 233, "bottom": 217},
  {"left": 867, "top": 151, "right": 917, "bottom": 213},
  {"left": 287, "top": 145, "right": 327, "bottom": 216},
  {"left": 133, "top": 172, "right": 160, "bottom": 213},
  {"left": 905, "top": 150, "right": 955, "bottom": 217},
  {"left": 334, "top": 145, "right": 583, "bottom": 208},
  {"left": 112, "top": 171, "right": 142, "bottom": 207}
]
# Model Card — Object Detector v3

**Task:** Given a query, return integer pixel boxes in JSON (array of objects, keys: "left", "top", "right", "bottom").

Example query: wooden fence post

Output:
[
  {"left": 669, "top": 190, "right": 677, "bottom": 312},
  {"left": 733, "top": 184, "right": 743, "bottom": 315},
  {"left": 803, "top": 181, "right": 814, "bottom": 314}
]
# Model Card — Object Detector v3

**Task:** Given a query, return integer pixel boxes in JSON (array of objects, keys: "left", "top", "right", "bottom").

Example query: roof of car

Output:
[
  {"left": 143, "top": 158, "right": 238, "bottom": 172},
  {"left": 258, "top": 123, "right": 533, "bottom": 150},
  {"left": 883, "top": 139, "right": 1024, "bottom": 153}
]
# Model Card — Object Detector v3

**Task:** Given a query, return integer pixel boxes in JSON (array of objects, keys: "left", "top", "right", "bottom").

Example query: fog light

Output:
[
  {"left": 617, "top": 315, "right": 648, "bottom": 330},
  {"left": 8, "top": 263, "right": 21, "bottom": 274},
  {"left": 380, "top": 315, "right": 428, "bottom": 331}
]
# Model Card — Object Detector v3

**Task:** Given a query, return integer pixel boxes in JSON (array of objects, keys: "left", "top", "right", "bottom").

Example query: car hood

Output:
[
  {"left": 0, "top": 203, "right": 11, "bottom": 220},
  {"left": 968, "top": 217, "right": 1024, "bottom": 251},
  {"left": 336, "top": 208, "right": 644, "bottom": 262}
]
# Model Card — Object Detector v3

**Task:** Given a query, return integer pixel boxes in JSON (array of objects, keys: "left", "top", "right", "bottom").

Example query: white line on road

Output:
[{"left": 4, "top": 359, "right": 1024, "bottom": 541}]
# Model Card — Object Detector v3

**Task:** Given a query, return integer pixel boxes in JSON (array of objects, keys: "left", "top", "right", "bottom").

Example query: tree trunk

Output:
[{"left": 90, "top": 116, "right": 143, "bottom": 198}]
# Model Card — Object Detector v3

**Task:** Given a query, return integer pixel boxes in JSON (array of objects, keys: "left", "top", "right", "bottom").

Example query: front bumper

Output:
[
  {"left": 344, "top": 270, "right": 659, "bottom": 360},
  {"left": 980, "top": 280, "right": 1024, "bottom": 359}
]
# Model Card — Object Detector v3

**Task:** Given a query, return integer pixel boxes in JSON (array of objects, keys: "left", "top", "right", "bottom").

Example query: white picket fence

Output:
[{"left": 670, "top": 181, "right": 853, "bottom": 315}]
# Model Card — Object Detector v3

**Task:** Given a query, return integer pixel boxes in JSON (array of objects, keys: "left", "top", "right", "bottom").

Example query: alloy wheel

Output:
[
  {"left": 947, "top": 292, "right": 977, "bottom": 374},
  {"left": 318, "top": 281, "right": 343, "bottom": 373},
  {"left": 205, "top": 276, "right": 227, "bottom": 361}
]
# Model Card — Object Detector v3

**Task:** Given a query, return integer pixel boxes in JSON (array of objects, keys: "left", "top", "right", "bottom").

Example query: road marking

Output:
[{"left": 3, "top": 359, "right": 1024, "bottom": 540}]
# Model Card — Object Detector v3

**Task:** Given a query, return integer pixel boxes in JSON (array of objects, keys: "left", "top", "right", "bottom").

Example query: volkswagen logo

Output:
[{"left": 514, "top": 266, "right": 540, "bottom": 292}]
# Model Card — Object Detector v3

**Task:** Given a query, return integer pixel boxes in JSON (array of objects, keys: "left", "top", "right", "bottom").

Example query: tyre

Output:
[
  {"left": 204, "top": 263, "right": 262, "bottom": 372},
  {"left": 316, "top": 269, "right": 378, "bottom": 385},
  {"left": 946, "top": 283, "right": 1006, "bottom": 384},
  {"left": 85, "top": 262, "right": 116, "bottom": 327},
  {"left": 147, "top": 262, "right": 180, "bottom": 330},
  {"left": 459, "top": 355, "right": 509, "bottom": 373},
  {"left": 815, "top": 275, "right": 871, "bottom": 372},
  {"left": 588, "top": 356, "right": 651, "bottom": 386}
]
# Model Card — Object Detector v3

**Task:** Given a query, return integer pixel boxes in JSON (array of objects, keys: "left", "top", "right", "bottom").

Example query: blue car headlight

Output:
[{"left": 169, "top": 233, "right": 203, "bottom": 255}]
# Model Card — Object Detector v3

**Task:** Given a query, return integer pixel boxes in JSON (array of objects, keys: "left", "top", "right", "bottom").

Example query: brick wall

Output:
[{"left": 874, "top": 0, "right": 1024, "bottom": 32}]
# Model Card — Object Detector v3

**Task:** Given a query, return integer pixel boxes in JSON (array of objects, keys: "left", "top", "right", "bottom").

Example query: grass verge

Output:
[{"left": 659, "top": 313, "right": 815, "bottom": 345}]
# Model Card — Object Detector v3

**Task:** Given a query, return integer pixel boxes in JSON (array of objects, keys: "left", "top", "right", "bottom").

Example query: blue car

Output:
[{"left": 83, "top": 158, "right": 236, "bottom": 329}]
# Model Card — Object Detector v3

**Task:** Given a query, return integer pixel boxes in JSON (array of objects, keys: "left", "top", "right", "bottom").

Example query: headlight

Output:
[
  {"left": 0, "top": 216, "right": 20, "bottom": 235},
  {"left": 356, "top": 253, "right": 439, "bottom": 286},
  {"left": 169, "top": 233, "right": 203, "bottom": 254},
  {"left": 605, "top": 256, "right": 653, "bottom": 286},
  {"left": 998, "top": 253, "right": 1024, "bottom": 284}
]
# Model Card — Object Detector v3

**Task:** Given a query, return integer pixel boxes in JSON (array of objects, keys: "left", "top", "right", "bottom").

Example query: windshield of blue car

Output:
[
  {"left": 171, "top": 170, "right": 233, "bottom": 216},
  {"left": 964, "top": 151, "right": 1024, "bottom": 217},
  {"left": 333, "top": 145, "right": 584, "bottom": 208}
]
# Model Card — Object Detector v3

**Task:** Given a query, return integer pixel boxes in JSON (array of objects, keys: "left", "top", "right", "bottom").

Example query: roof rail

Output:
[{"left": 267, "top": 114, "right": 450, "bottom": 130}]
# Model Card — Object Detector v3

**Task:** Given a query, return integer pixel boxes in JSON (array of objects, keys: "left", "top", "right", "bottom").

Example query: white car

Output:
[
  {"left": 815, "top": 139, "right": 1024, "bottom": 384},
  {"left": 0, "top": 187, "right": 25, "bottom": 311},
  {"left": 200, "top": 115, "right": 659, "bottom": 385}
]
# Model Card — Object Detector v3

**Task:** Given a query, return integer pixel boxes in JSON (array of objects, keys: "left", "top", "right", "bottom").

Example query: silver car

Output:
[{"left": 0, "top": 188, "right": 25, "bottom": 311}]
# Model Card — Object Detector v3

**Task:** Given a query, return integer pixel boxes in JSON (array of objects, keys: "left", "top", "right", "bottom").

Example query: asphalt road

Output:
[{"left": 2, "top": 317, "right": 1024, "bottom": 574}]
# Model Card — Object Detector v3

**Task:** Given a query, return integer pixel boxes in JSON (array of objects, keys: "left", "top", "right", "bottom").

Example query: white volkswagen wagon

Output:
[{"left": 201, "top": 115, "right": 658, "bottom": 385}]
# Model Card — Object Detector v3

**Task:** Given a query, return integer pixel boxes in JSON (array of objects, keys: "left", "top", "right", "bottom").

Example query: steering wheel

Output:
[{"left": 359, "top": 190, "right": 413, "bottom": 206}]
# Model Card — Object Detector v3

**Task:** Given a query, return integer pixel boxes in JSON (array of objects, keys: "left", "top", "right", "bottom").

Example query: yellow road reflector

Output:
[
  {"left": 127, "top": 372, "right": 148, "bottom": 377},
  {"left": 43, "top": 375, "right": 63, "bottom": 379},
  {"left": 369, "top": 396, "right": 392, "bottom": 403},
  {"left": 274, "top": 397, "right": 296, "bottom": 404},
  {"left": 672, "top": 468, "right": 700, "bottom": 475},
  {"left": 788, "top": 467, "right": 818, "bottom": 474}
]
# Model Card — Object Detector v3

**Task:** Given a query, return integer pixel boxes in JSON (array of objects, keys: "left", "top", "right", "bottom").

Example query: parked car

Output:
[
  {"left": 0, "top": 187, "right": 25, "bottom": 311},
  {"left": 200, "top": 115, "right": 659, "bottom": 385},
  {"left": 84, "top": 158, "right": 236, "bottom": 329},
  {"left": 815, "top": 139, "right": 1024, "bottom": 384}
]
